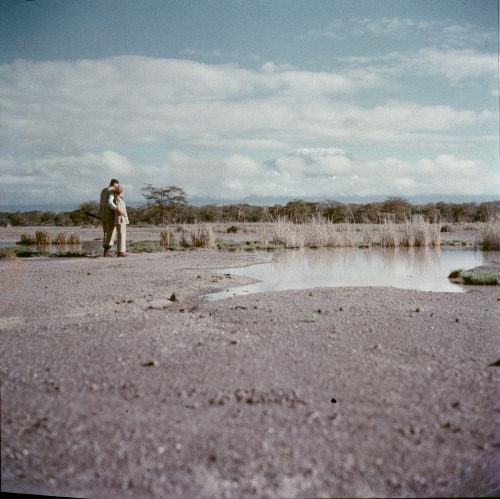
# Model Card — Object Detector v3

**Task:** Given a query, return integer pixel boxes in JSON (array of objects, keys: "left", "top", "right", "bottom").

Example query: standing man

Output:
[{"left": 99, "top": 178, "right": 119, "bottom": 256}]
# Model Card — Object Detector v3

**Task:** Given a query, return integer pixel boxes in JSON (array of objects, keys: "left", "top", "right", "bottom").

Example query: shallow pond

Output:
[{"left": 203, "top": 247, "right": 499, "bottom": 300}]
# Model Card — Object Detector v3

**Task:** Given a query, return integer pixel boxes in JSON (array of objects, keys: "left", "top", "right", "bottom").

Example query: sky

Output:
[{"left": 0, "top": 0, "right": 499, "bottom": 210}]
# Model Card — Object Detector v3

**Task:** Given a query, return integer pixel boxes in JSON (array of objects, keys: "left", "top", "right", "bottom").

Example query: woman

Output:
[{"left": 108, "top": 184, "right": 130, "bottom": 257}]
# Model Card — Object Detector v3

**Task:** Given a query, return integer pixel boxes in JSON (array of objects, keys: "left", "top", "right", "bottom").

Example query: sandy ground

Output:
[{"left": 1, "top": 226, "right": 499, "bottom": 498}]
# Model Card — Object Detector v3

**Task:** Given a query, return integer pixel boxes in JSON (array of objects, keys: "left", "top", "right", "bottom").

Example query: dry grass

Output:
[
  {"left": 20, "top": 233, "right": 36, "bottom": 244},
  {"left": 175, "top": 224, "right": 216, "bottom": 248},
  {"left": 191, "top": 224, "right": 216, "bottom": 248},
  {"left": 379, "top": 220, "right": 440, "bottom": 248},
  {"left": 67, "top": 233, "right": 81, "bottom": 245},
  {"left": 259, "top": 218, "right": 442, "bottom": 249},
  {"left": 19, "top": 231, "right": 81, "bottom": 246},
  {"left": 260, "top": 218, "right": 358, "bottom": 248},
  {"left": 379, "top": 223, "right": 400, "bottom": 247},
  {"left": 180, "top": 229, "right": 190, "bottom": 248},
  {"left": 160, "top": 227, "right": 175, "bottom": 247},
  {"left": 52, "top": 233, "right": 67, "bottom": 245},
  {"left": 481, "top": 219, "right": 500, "bottom": 250},
  {"left": 35, "top": 230, "right": 52, "bottom": 246}
]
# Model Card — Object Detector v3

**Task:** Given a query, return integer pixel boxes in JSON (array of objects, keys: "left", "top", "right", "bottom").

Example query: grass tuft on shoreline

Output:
[{"left": 448, "top": 268, "right": 500, "bottom": 285}]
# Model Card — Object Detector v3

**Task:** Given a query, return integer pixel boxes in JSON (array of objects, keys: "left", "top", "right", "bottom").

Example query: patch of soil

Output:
[{"left": 1, "top": 228, "right": 499, "bottom": 498}]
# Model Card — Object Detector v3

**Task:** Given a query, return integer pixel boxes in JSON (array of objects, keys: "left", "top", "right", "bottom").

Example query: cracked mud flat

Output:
[{"left": 1, "top": 227, "right": 499, "bottom": 498}]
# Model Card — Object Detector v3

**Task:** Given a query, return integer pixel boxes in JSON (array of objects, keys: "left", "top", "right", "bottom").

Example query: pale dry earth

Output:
[{"left": 1, "top": 226, "right": 499, "bottom": 498}]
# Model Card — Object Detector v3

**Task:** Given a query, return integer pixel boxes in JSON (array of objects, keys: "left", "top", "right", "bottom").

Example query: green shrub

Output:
[
  {"left": 462, "top": 270, "right": 500, "bottom": 285},
  {"left": 129, "top": 240, "right": 162, "bottom": 253}
]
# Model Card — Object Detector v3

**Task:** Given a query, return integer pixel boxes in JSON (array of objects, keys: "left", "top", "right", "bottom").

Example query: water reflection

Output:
[{"left": 203, "top": 247, "right": 498, "bottom": 300}]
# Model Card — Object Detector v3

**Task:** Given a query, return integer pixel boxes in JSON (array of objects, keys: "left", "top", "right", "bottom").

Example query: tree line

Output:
[{"left": 0, "top": 185, "right": 498, "bottom": 227}]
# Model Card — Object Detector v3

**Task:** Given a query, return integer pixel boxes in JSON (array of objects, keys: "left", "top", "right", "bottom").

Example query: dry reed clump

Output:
[
  {"left": 336, "top": 223, "right": 358, "bottom": 247},
  {"left": 52, "top": 232, "right": 67, "bottom": 246},
  {"left": 481, "top": 219, "right": 500, "bottom": 250},
  {"left": 35, "top": 230, "right": 52, "bottom": 246},
  {"left": 19, "top": 231, "right": 80, "bottom": 246},
  {"left": 160, "top": 227, "right": 175, "bottom": 247},
  {"left": 429, "top": 223, "right": 442, "bottom": 246},
  {"left": 260, "top": 219, "right": 443, "bottom": 249},
  {"left": 361, "top": 225, "right": 377, "bottom": 247},
  {"left": 51, "top": 233, "right": 81, "bottom": 245},
  {"left": 20, "top": 233, "right": 36, "bottom": 244},
  {"left": 380, "top": 220, "right": 441, "bottom": 247},
  {"left": 303, "top": 218, "right": 330, "bottom": 248},
  {"left": 267, "top": 218, "right": 303, "bottom": 248},
  {"left": 190, "top": 224, "right": 216, "bottom": 248},
  {"left": 379, "top": 222, "right": 400, "bottom": 247},
  {"left": 262, "top": 218, "right": 360, "bottom": 248},
  {"left": 52, "top": 233, "right": 67, "bottom": 245},
  {"left": 180, "top": 229, "right": 190, "bottom": 248},
  {"left": 67, "top": 233, "right": 81, "bottom": 245}
]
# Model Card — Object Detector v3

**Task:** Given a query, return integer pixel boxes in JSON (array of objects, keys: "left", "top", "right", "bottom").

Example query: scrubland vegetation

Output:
[
  {"left": 1, "top": 197, "right": 499, "bottom": 227},
  {"left": 1, "top": 196, "right": 499, "bottom": 256}
]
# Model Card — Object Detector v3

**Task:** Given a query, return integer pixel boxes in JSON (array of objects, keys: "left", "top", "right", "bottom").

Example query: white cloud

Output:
[
  {"left": 337, "top": 47, "right": 498, "bottom": 85},
  {"left": 349, "top": 16, "right": 496, "bottom": 48},
  {"left": 299, "top": 20, "right": 344, "bottom": 40},
  {"left": 180, "top": 48, "right": 240, "bottom": 59},
  {"left": 0, "top": 53, "right": 497, "bottom": 207},
  {"left": 414, "top": 48, "right": 498, "bottom": 84},
  {"left": 1, "top": 147, "right": 498, "bottom": 207},
  {"left": 1, "top": 55, "right": 494, "bottom": 160},
  {"left": 0, "top": 56, "right": 396, "bottom": 157}
]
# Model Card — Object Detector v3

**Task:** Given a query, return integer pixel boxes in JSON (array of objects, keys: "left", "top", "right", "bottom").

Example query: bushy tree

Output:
[
  {"left": 382, "top": 197, "right": 412, "bottom": 223},
  {"left": 141, "top": 184, "right": 188, "bottom": 225}
]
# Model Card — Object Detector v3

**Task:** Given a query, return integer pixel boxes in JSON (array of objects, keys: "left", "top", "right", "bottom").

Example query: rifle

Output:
[{"left": 84, "top": 211, "right": 101, "bottom": 222}]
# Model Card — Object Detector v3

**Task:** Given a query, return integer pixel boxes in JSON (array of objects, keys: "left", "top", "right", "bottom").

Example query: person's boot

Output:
[
  {"left": 117, "top": 252, "right": 128, "bottom": 257},
  {"left": 103, "top": 247, "right": 115, "bottom": 257}
]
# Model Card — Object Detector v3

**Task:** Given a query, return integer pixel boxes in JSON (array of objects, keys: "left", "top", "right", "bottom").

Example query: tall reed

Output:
[
  {"left": 268, "top": 218, "right": 303, "bottom": 248},
  {"left": 52, "top": 233, "right": 67, "bottom": 245},
  {"left": 263, "top": 218, "right": 359, "bottom": 248},
  {"left": 160, "top": 227, "right": 175, "bottom": 247},
  {"left": 35, "top": 230, "right": 51, "bottom": 246},
  {"left": 191, "top": 224, "right": 216, "bottom": 248},
  {"left": 67, "top": 233, "right": 81, "bottom": 245},
  {"left": 379, "top": 222, "right": 400, "bottom": 247},
  {"left": 380, "top": 219, "right": 440, "bottom": 247},
  {"left": 481, "top": 219, "right": 500, "bottom": 250},
  {"left": 20, "top": 233, "right": 36, "bottom": 244}
]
